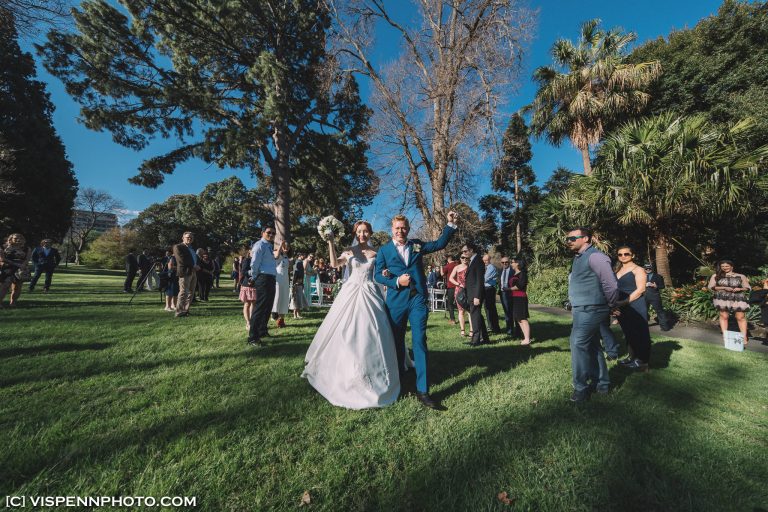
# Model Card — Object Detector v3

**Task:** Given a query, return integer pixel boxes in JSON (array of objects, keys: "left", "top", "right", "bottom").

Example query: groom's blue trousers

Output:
[{"left": 389, "top": 294, "right": 429, "bottom": 393}]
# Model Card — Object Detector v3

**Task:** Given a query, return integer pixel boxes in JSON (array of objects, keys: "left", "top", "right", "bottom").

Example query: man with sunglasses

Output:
[
  {"left": 247, "top": 226, "right": 278, "bottom": 347},
  {"left": 565, "top": 227, "right": 619, "bottom": 402}
]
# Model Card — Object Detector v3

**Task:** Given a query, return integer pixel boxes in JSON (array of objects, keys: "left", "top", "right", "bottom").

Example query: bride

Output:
[{"left": 301, "top": 220, "right": 400, "bottom": 409}]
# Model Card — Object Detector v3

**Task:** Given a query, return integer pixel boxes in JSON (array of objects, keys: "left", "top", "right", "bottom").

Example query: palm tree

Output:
[
  {"left": 527, "top": 19, "right": 661, "bottom": 175},
  {"left": 584, "top": 113, "right": 768, "bottom": 284}
]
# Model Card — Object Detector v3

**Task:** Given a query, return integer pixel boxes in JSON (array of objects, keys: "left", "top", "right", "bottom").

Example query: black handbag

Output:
[{"left": 456, "top": 288, "right": 470, "bottom": 310}]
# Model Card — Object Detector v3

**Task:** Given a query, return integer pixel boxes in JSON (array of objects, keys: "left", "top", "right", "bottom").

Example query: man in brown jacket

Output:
[{"left": 173, "top": 231, "right": 200, "bottom": 317}]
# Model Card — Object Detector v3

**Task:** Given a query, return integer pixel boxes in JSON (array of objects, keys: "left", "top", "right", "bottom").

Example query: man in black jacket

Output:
[
  {"left": 463, "top": 241, "right": 490, "bottom": 346},
  {"left": 644, "top": 263, "right": 670, "bottom": 331},
  {"left": 29, "top": 239, "right": 62, "bottom": 292},
  {"left": 124, "top": 250, "right": 139, "bottom": 292}
]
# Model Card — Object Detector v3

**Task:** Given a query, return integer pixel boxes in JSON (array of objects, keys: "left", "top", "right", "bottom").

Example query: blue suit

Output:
[{"left": 374, "top": 225, "right": 456, "bottom": 393}]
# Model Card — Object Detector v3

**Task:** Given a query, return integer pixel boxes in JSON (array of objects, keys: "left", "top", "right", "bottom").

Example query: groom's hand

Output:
[
  {"left": 397, "top": 274, "right": 411, "bottom": 287},
  {"left": 473, "top": 297, "right": 480, "bottom": 306},
  {"left": 447, "top": 210, "right": 458, "bottom": 224}
]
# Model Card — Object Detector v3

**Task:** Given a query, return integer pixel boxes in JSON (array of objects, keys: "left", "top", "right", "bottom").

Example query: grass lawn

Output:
[{"left": 2, "top": 267, "right": 767, "bottom": 511}]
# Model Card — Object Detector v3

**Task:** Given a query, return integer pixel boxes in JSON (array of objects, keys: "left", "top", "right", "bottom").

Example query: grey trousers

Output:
[{"left": 570, "top": 305, "right": 611, "bottom": 395}]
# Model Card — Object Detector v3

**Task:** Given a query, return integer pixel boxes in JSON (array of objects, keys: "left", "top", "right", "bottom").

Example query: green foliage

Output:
[
  {"left": 80, "top": 227, "right": 138, "bottom": 269},
  {"left": 0, "top": 17, "right": 77, "bottom": 242},
  {"left": 527, "top": 264, "right": 570, "bottom": 307},
  {"left": 662, "top": 282, "right": 719, "bottom": 322},
  {"left": 37, "top": 0, "right": 375, "bottom": 240},
  {"left": 526, "top": 18, "right": 661, "bottom": 173},
  {"left": 485, "top": 114, "right": 538, "bottom": 255},
  {"left": 628, "top": 0, "right": 768, "bottom": 149}
]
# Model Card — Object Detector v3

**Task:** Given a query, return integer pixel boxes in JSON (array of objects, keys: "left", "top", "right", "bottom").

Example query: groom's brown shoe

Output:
[{"left": 416, "top": 392, "right": 445, "bottom": 411}]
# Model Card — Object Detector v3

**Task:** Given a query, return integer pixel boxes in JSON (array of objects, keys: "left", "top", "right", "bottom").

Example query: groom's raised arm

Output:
[
  {"left": 374, "top": 249, "right": 399, "bottom": 289},
  {"left": 421, "top": 223, "right": 457, "bottom": 254}
]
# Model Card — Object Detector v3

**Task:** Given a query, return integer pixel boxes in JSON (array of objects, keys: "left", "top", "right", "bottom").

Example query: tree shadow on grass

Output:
[
  {"left": 608, "top": 340, "right": 682, "bottom": 392},
  {"left": 429, "top": 344, "right": 567, "bottom": 402},
  {"left": 371, "top": 353, "right": 765, "bottom": 512},
  {"left": 0, "top": 342, "right": 114, "bottom": 359},
  {"left": 0, "top": 343, "right": 309, "bottom": 388},
  {"left": 0, "top": 369, "right": 314, "bottom": 492}
]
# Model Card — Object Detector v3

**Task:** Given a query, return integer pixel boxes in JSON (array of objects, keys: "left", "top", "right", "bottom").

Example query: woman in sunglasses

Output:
[{"left": 614, "top": 245, "right": 651, "bottom": 370}]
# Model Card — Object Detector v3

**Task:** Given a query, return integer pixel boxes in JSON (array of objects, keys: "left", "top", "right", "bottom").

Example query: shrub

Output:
[
  {"left": 527, "top": 265, "right": 569, "bottom": 307},
  {"left": 80, "top": 228, "right": 139, "bottom": 270}
]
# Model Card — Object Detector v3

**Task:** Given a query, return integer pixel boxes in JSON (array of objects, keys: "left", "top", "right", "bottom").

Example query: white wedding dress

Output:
[{"left": 302, "top": 252, "right": 400, "bottom": 409}]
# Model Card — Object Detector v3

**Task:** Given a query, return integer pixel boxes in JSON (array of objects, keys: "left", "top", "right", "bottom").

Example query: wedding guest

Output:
[
  {"left": 232, "top": 255, "right": 241, "bottom": 293},
  {"left": 137, "top": 249, "right": 153, "bottom": 291},
  {"left": 482, "top": 254, "right": 502, "bottom": 333},
  {"left": 29, "top": 239, "right": 61, "bottom": 292},
  {"left": 509, "top": 257, "right": 532, "bottom": 345},
  {"left": 708, "top": 259, "right": 751, "bottom": 346},
  {"left": 749, "top": 277, "right": 768, "bottom": 329},
  {"left": 196, "top": 249, "right": 214, "bottom": 301},
  {"left": 290, "top": 254, "right": 308, "bottom": 318},
  {"left": 173, "top": 232, "right": 200, "bottom": 318},
  {"left": 499, "top": 256, "right": 514, "bottom": 335},
  {"left": 566, "top": 227, "right": 619, "bottom": 401},
  {"left": 146, "top": 256, "right": 161, "bottom": 291},
  {"left": 212, "top": 254, "right": 222, "bottom": 288},
  {"left": 449, "top": 255, "right": 471, "bottom": 337},
  {"left": 272, "top": 241, "right": 290, "bottom": 328},
  {"left": 164, "top": 251, "right": 179, "bottom": 312},
  {"left": 643, "top": 263, "right": 671, "bottom": 331},
  {"left": 303, "top": 254, "right": 315, "bottom": 305},
  {"left": 0, "top": 233, "right": 32, "bottom": 307},
  {"left": 427, "top": 265, "right": 439, "bottom": 288},
  {"left": 614, "top": 246, "right": 651, "bottom": 370},
  {"left": 124, "top": 249, "right": 139, "bottom": 292},
  {"left": 442, "top": 255, "right": 458, "bottom": 324},
  {"left": 464, "top": 241, "right": 490, "bottom": 346},
  {"left": 239, "top": 249, "right": 257, "bottom": 331},
  {"left": 247, "top": 226, "right": 278, "bottom": 347}
]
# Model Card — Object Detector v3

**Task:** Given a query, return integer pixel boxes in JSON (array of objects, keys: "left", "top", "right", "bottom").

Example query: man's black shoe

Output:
[
  {"left": 468, "top": 340, "right": 486, "bottom": 347},
  {"left": 416, "top": 392, "right": 445, "bottom": 410},
  {"left": 569, "top": 391, "right": 589, "bottom": 402},
  {"left": 247, "top": 338, "right": 265, "bottom": 347}
]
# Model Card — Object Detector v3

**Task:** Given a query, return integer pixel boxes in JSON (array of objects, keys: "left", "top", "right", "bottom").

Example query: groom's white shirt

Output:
[{"left": 394, "top": 240, "right": 409, "bottom": 264}]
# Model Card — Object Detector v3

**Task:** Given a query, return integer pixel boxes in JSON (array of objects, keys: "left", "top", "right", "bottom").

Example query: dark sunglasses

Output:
[
  {"left": 565, "top": 235, "right": 585, "bottom": 242},
  {"left": 264, "top": 231, "right": 275, "bottom": 236},
  {"left": 501, "top": 261, "right": 510, "bottom": 264},
  {"left": 617, "top": 252, "right": 632, "bottom": 257}
]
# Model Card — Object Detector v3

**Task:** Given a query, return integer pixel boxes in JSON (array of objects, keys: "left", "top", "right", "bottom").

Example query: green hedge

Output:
[{"left": 527, "top": 265, "right": 569, "bottom": 307}]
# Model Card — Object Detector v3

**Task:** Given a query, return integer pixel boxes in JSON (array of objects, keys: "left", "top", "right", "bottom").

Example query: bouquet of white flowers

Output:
[{"left": 317, "top": 215, "right": 345, "bottom": 241}]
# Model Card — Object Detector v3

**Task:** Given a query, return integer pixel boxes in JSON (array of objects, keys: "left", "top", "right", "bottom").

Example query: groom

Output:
[{"left": 375, "top": 211, "right": 458, "bottom": 409}]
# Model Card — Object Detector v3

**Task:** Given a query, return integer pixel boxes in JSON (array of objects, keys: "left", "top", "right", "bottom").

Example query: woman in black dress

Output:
[
  {"left": 509, "top": 258, "right": 531, "bottom": 345},
  {"left": 614, "top": 245, "right": 651, "bottom": 370}
]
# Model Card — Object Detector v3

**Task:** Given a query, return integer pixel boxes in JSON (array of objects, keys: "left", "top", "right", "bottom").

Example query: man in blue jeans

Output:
[{"left": 566, "top": 227, "right": 619, "bottom": 402}]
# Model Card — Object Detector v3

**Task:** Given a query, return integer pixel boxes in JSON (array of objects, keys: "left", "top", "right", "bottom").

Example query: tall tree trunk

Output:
[
  {"left": 654, "top": 234, "right": 673, "bottom": 286},
  {"left": 581, "top": 147, "right": 592, "bottom": 175},
  {"left": 271, "top": 126, "right": 291, "bottom": 245},
  {"left": 514, "top": 168, "right": 521, "bottom": 254}
]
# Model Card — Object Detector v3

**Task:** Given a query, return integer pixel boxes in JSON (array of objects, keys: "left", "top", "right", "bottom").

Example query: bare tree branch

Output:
[{"left": 327, "top": 0, "right": 534, "bottom": 236}]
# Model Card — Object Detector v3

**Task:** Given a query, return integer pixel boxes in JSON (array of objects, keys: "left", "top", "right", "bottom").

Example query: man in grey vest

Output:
[{"left": 566, "top": 227, "right": 619, "bottom": 402}]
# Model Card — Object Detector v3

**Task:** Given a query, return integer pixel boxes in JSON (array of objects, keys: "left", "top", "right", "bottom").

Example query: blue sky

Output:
[{"left": 24, "top": 0, "right": 724, "bottom": 229}]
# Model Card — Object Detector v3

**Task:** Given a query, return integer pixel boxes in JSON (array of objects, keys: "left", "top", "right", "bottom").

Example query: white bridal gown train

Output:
[{"left": 301, "top": 254, "right": 400, "bottom": 409}]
